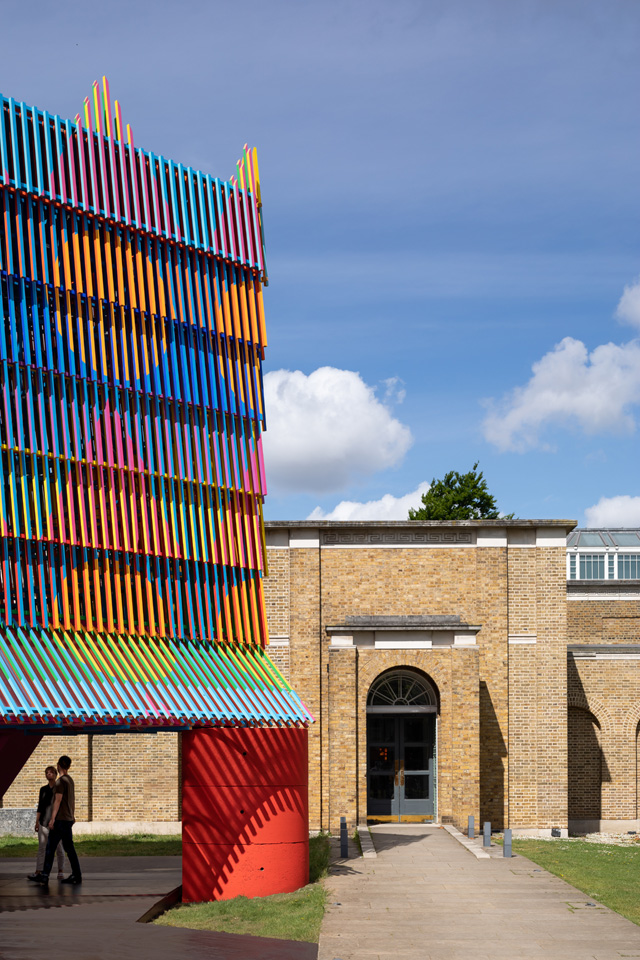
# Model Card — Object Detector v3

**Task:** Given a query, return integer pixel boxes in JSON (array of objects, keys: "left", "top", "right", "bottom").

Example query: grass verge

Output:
[
  {"left": 155, "top": 833, "right": 331, "bottom": 943},
  {"left": 0, "top": 833, "right": 182, "bottom": 857},
  {"left": 513, "top": 839, "right": 640, "bottom": 926},
  {"left": 353, "top": 829, "right": 362, "bottom": 856},
  {"left": 309, "top": 832, "right": 331, "bottom": 882}
]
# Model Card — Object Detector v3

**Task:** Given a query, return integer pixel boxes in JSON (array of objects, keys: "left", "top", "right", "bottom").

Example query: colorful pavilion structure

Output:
[{"left": 0, "top": 79, "right": 311, "bottom": 901}]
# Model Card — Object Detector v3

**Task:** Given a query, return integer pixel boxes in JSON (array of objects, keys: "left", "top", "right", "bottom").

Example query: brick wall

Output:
[
  {"left": 603, "top": 618, "right": 640, "bottom": 641},
  {"left": 4, "top": 736, "right": 92, "bottom": 820},
  {"left": 266, "top": 642, "right": 291, "bottom": 679},
  {"left": 534, "top": 546, "right": 568, "bottom": 829},
  {"left": 327, "top": 645, "right": 358, "bottom": 827},
  {"left": 92, "top": 733, "right": 180, "bottom": 820},
  {"left": 568, "top": 598, "right": 640, "bottom": 643},
  {"left": 476, "top": 546, "right": 509, "bottom": 828},
  {"left": 3, "top": 733, "right": 180, "bottom": 822},
  {"left": 508, "top": 644, "right": 538, "bottom": 827},
  {"left": 502, "top": 542, "right": 568, "bottom": 831},
  {"left": 448, "top": 647, "right": 481, "bottom": 827},
  {"left": 263, "top": 547, "right": 291, "bottom": 638}
]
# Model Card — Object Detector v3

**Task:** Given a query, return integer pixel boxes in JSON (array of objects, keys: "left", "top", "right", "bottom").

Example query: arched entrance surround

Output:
[{"left": 366, "top": 669, "right": 438, "bottom": 822}]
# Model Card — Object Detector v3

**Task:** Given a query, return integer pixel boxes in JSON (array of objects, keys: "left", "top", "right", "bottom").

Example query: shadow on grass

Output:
[
  {"left": 512, "top": 839, "right": 640, "bottom": 927},
  {"left": 155, "top": 835, "right": 331, "bottom": 944}
]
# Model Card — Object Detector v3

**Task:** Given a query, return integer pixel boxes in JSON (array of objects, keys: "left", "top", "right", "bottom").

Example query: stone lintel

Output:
[{"left": 568, "top": 644, "right": 640, "bottom": 659}]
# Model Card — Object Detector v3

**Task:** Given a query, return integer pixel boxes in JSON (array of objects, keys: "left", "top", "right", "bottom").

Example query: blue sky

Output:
[{"left": 3, "top": 0, "right": 639, "bottom": 525}]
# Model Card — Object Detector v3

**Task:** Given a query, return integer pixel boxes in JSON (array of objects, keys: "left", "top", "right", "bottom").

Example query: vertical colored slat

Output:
[
  {"left": 19, "top": 103, "right": 33, "bottom": 195},
  {"left": 8, "top": 99, "right": 21, "bottom": 188},
  {"left": 0, "top": 96, "right": 9, "bottom": 184},
  {"left": 65, "top": 120, "right": 78, "bottom": 208}
]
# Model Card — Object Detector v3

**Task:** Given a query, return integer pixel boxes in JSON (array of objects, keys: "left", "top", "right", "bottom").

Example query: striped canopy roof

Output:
[
  {"left": 0, "top": 625, "right": 312, "bottom": 730},
  {"left": 0, "top": 82, "right": 312, "bottom": 736}
]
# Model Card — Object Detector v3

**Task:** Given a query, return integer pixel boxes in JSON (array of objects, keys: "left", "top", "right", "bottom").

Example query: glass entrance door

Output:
[
  {"left": 367, "top": 716, "right": 398, "bottom": 817},
  {"left": 401, "top": 715, "right": 434, "bottom": 818},
  {"left": 367, "top": 713, "right": 435, "bottom": 821}
]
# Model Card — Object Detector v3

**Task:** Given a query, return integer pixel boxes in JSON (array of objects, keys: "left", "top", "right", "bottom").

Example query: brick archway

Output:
[
  {"left": 622, "top": 703, "right": 640, "bottom": 741},
  {"left": 359, "top": 659, "right": 445, "bottom": 709},
  {"left": 621, "top": 704, "right": 640, "bottom": 821},
  {"left": 567, "top": 701, "right": 604, "bottom": 820},
  {"left": 366, "top": 666, "right": 440, "bottom": 710},
  {"left": 567, "top": 693, "right": 613, "bottom": 737}
]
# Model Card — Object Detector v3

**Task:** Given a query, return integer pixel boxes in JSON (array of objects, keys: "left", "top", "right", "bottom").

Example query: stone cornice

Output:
[{"left": 265, "top": 519, "right": 575, "bottom": 529}]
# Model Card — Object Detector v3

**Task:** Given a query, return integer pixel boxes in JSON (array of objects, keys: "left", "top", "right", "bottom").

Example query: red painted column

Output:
[
  {"left": 0, "top": 732, "right": 43, "bottom": 799},
  {"left": 182, "top": 725, "right": 309, "bottom": 902}
]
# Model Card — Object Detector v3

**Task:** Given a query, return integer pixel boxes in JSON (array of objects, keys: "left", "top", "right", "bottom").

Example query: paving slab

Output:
[
  {"left": 319, "top": 824, "right": 640, "bottom": 960},
  {"left": 0, "top": 857, "right": 316, "bottom": 960}
]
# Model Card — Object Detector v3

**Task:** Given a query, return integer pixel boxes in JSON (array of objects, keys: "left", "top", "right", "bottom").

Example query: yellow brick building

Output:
[
  {"left": 264, "top": 520, "right": 571, "bottom": 835},
  {"left": 4, "top": 521, "right": 640, "bottom": 837}
]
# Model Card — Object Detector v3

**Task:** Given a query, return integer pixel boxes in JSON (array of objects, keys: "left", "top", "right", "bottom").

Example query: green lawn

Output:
[
  {"left": 155, "top": 833, "right": 331, "bottom": 943},
  {"left": 0, "top": 833, "right": 182, "bottom": 857},
  {"left": 513, "top": 839, "right": 640, "bottom": 926}
]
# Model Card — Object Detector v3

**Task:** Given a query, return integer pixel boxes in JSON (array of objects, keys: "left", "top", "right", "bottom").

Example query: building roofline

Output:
[
  {"left": 264, "top": 519, "right": 576, "bottom": 529},
  {"left": 569, "top": 528, "right": 640, "bottom": 533}
]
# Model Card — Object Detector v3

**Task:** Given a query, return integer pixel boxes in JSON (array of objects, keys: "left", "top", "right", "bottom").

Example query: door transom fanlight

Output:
[{"left": 367, "top": 670, "right": 437, "bottom": 710}]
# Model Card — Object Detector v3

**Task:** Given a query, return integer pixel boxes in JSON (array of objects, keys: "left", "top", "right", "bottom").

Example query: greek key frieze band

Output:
[{"left": 321, "top": 530, "right": 475, "bottom": 546}]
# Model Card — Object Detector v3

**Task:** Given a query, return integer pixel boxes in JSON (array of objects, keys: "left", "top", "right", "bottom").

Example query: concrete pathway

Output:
[
  {"left": 319, "top": 824, "right": 640, "bottom": 960},
  {"left": 0, "top": 857, "right": 315, "bottom": 960}
]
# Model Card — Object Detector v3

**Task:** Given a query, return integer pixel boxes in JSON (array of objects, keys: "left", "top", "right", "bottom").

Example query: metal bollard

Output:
[
  {"left": 503, "top": 828, "right": 512, "bottom": 858},
  {"left": 483, "top": 821, "right": 491, "bottom": 848},
  {"left": 340, "top": 816, "right": 349, "bottom": 858},
  {"left": 468, "top": 815, "right": 475, "bottom": 839}
]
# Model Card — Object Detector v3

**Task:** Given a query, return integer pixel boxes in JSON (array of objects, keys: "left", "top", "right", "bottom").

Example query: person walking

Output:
[
  {"left": 27, "top": 765, "right": 65, "bottom": 881},
  {"left": 35, "top": 755, "right": 82, "bottom": 886}
]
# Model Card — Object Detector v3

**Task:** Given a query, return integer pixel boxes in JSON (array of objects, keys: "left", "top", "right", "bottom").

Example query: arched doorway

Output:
[
  {"left": 636, "top": 720, "right": 639, "bottom": 820},
  {"left": 568, "top": 706, "right": 602, "bottom": 821},
  {"left": 367, "top": 669, "right": 437, "bottom": 822}
]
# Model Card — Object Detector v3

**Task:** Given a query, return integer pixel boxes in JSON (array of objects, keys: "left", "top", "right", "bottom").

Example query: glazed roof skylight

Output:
[{"left": 567, "top": 530, "right": 640, "bottom": 548}]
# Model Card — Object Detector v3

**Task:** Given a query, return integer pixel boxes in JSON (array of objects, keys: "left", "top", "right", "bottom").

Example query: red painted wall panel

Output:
[
  {"left": 182, "top": 725, "right": 308, "bottom": 786},
  {"left": 182, "top": 783, "right": 308, "bottom": 844},
  {"left": 182, "top": 726, "right": 309, "bottom": 902},
  {"left": 182, "top": 839, "right": 309, "bottom": 902},
  {"left": 0, "top": 733, "right": 43, "bottom": 799}
]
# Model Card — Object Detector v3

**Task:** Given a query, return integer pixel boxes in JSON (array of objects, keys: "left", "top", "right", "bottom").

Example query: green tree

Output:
[{"left": 408, "top": 462, "right": 511, "bottom": 521}]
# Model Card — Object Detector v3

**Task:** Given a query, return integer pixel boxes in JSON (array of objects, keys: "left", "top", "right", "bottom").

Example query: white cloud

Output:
[
  {"left": 263, "top": 367, "right": 413, "bottom": 494},
  {"left": 307, "top": 482, "right": 430, "bottom": 521},
  {"left": 585, "top": 496, "right": 640, "bottom": 528},
  {"left": 382, "top": 377, "right": 406, "bottom": 404},
  {"left": 482, "top": 336, "right": 640, "bottom": 452},
  {"left": 616, "top": 279, "right": 640, "bottom": 332}
]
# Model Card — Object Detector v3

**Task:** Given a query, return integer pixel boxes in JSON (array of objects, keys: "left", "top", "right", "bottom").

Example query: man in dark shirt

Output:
[
  {"left": 27, "top": 766, "right": 65, "bottom": 880},
  {"left": 36, "top": 755, "right": 82, "bottom": 886}
]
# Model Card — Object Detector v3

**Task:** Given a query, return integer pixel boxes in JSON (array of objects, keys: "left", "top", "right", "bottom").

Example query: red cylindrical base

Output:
[{"left": 182, "top": 725, "right": 309, "bottom": 902}]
